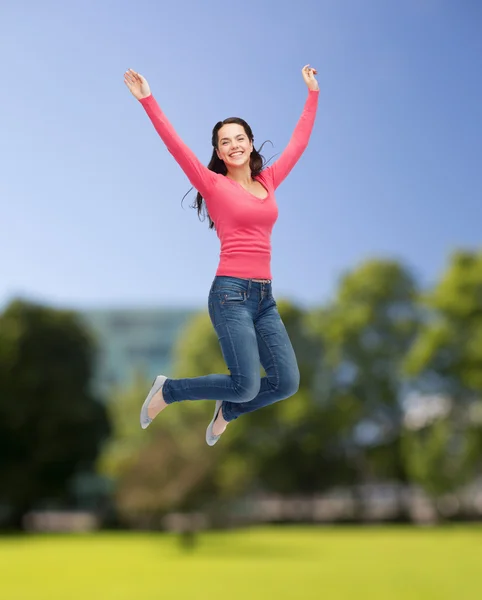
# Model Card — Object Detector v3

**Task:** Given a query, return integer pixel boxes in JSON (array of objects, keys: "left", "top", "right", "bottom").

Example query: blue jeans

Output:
[{"left": 162, "top": 276, "right": 300, "bottom": 422}]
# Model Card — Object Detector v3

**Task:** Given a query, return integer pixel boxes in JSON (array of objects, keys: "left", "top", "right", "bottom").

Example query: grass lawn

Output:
[{"left": 1, "top": 525, "right": 481, "bottom": 599}]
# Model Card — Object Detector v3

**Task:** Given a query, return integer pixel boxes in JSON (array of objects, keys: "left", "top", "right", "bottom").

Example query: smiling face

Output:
[{"left": 216, "top": 123, "right": 253, "bottom": 170}]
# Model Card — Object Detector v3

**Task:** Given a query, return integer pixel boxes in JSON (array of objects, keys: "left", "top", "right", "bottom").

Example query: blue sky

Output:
[{"left": 1, "top": 0, "right": 481, "bottom": 311}]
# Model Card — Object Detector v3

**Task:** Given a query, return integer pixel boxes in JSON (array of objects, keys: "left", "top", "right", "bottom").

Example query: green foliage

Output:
[
  {"left": 308, "top": 259, "right": 420, "bottom": 485},
  {"left": 402, "top": 416, "right": 482, "bottom": 499},
  {"left": 401, "top": 250, "right": 482, "bottom": 499},
  {"left": 97, "top": 372, "right": 154, "bottom": 480},
  {"left": 404, "top": 250, "right": 482, "bottom": 390},
  {"left": 98, "top": 314, "right": 225, "bottom": 523},
  {"left": 0, "top": 299, "right": 109, "bottom": 526}
]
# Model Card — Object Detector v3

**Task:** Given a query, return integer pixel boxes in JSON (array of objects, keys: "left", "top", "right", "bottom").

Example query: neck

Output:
[{"left": 225, "top": 164, "right": 253, "bottom": 185}]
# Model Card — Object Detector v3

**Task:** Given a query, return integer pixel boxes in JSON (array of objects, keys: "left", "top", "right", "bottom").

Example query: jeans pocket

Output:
[{"left": 220, "top": 290, "right": 247, "bottom": 305}]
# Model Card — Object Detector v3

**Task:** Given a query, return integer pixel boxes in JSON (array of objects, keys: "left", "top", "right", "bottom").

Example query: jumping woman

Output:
[{"left": 124, "top": 64, "right": 319, "bottom": 446}]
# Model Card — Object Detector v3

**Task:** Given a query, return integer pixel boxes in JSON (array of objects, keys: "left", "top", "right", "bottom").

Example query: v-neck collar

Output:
[{"left": 225, "top": 176, "right": 270, "bottom": 202}]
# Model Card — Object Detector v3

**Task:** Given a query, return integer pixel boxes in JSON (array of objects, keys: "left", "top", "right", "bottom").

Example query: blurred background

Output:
[{"left": 1, "top": 0, "right": 481, "bottom": 598}]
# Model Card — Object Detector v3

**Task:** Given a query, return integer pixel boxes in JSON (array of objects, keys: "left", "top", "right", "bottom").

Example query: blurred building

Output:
[{"left": 79, "top": 307, "right": 196, "bottom": 397}]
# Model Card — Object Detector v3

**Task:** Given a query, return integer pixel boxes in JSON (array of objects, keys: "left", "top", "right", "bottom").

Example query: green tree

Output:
[
  {"left": 309, "top": 260, "right": 420, "bottom": 489},
  {"left": 98, "top": 313, "right": 225, "bottom": 526},
  {"left": 402, "top": 250, "right": 482, "bottom": 507},
  {"left": 0, "top": 299, "right": 110, "bottom": 529}
]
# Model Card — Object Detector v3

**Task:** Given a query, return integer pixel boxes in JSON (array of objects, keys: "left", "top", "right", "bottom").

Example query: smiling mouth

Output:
[{"left": 229, "top": 152, "right": 244, "bottom": 158}]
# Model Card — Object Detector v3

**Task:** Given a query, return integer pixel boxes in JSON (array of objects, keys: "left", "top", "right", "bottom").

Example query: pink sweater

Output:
[{"left": 139, "top": 89, "right": 319, "bottom": 279}]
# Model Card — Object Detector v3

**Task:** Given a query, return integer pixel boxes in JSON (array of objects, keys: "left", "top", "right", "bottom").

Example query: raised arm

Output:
[
  {"left": 124, "top": 69, "right": 216, "bottom": 197},
  {"left": 264, "top": 65, "right": 319, "bottom": 190}
]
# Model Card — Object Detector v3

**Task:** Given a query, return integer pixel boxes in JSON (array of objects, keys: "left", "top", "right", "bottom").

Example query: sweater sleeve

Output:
[
  {"left": 139, "top": 94, "right": 217, "bottom": 197},
  {"left": 263, "top": 89, "right": 319, "bottom": 190}
]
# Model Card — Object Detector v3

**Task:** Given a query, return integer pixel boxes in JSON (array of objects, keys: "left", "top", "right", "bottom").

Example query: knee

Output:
[
  {"left": 234, "top": 374, "right": 261, "bottom": 402},
  {"left": 278, "top": 365, "right": 300, "bottom": 398}
]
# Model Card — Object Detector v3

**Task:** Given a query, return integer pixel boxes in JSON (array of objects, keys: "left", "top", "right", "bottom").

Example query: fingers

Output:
[
  {"left": 124, "top": 69, "right": 144, "bottom": 94},
  {"left": 302, "top": 64, "right": 318, "bottom": 78},
  {"left": 131, "top": 69, "right": 144, "bottom": 83},
  {"left": 124, "top": 69, "right": 139, "bottom": 95},
  {"left": 125, "top": 68, "right": 143, "bottom": 83}
]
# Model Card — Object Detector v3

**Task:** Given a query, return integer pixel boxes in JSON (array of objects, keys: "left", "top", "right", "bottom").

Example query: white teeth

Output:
[{"left": 230, "top": 152, "right": 243, "bottom": 157}]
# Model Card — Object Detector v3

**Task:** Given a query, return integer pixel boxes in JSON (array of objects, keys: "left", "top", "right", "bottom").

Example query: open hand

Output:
[
  {"left": 302, "top": 65, "right": 319, "bottom": 91},
  {"left": 124, "top": 69, "right": 151, "bottom": 100}
]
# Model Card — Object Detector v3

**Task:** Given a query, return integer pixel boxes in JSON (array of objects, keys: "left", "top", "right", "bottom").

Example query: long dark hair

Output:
[{"left": 182, "top": 117, "right": 272, "bottom": 229}]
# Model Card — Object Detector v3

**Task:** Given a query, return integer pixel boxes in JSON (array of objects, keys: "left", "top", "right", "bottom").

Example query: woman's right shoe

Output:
[
  {"left": 140, "top": 375, "right": 167, "bottom": 429},
  {"left": 206, "top": 400, "right": 224, "bottom": 446}
]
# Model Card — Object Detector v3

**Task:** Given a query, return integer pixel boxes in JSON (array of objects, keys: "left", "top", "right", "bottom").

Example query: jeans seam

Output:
[
  {"left": 219, "top": 303, "right": 247, "bottom": 401},
  {"left": 223, "top": 305, "right": 281, "bottom": 422},
  {"left": 255, "top": 323, "right": 280, "bottom": 392},
  {"left": 165, "top": 380, "right": 239, "bottom": 404}
]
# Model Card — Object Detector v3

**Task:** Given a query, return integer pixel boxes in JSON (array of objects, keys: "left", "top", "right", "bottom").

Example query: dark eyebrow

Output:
[{"left": 220, "top": 134, "right": 246, "bottom": 142}]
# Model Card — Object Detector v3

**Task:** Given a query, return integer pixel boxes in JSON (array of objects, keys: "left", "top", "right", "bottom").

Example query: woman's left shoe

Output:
[
  {"left": 206, "top": 400, "right": 225, "bottom": 446},
  {"left": 140, "top": 375, "right": 167, "bottom": 429}
]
